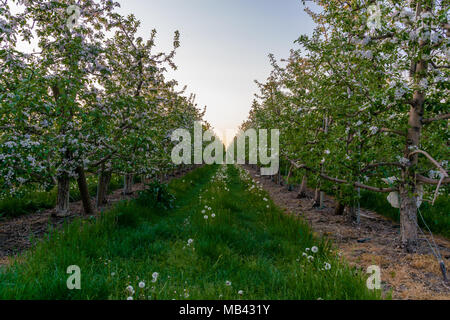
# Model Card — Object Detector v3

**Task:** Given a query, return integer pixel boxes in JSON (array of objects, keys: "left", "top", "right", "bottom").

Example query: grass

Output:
[
  {"left": 0, "top": 165, "right": 382, "bottom": 300},
  {"left": 359, "top": 190, "right": 450, "bottom": 239}
]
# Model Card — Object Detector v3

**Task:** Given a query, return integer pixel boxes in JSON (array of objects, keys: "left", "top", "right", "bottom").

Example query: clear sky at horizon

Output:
[{"left": 115, "top": 0, "right": 319, "bottom": 142}]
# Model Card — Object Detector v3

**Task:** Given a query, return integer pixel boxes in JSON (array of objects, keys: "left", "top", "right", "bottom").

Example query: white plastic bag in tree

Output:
[{"left": 387, "top": 192, "right": 400, "bottom": 208}]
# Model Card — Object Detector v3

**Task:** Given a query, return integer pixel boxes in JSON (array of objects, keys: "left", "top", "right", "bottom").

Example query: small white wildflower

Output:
[
  {"left": 311, "top": 246, "right": 319, "bottom": 253},
  {"left": 126, "top": 285, "right": 134, "bottom": 293},
  {"left": 238, "top": 290, "right": 244, "bottom": 295},
  {"left": 324, "top": 263, "right": 331, "bottom": 270},
  {"left": 307, "top": 255, "right": 314, "bottom": 262},
  {"left": 204, "top": 215, "right": 209, "bottom": 220},
  {"left": 226, "top": 281, "right": 232, "bottom": 286},
  {"left": 139, "top": 281, "right": 145, "bottom": 288},
  {"left": 127, "top": 296, "right": 133, "bottom": 300},
  {"left": 211, "top": 214, "right": 216, "bottom": 218},
  {"left": 152, "top": 272, "right": 159, "bottom": 283}
]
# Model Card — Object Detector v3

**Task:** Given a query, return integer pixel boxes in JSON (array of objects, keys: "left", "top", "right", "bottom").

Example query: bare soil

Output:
[{"left": 244, "top": 165, "right": 450, "bottom": 300}]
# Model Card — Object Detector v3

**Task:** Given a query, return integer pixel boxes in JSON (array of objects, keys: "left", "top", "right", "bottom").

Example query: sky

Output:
[
  {"left": 10, "top": 0, "right": 320, "bottom": 145},
  {"left": 114, "top": 0, "right": 319, "bottom": 143}
]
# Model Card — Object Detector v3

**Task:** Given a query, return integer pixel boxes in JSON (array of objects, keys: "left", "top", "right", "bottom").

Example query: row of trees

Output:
[
  {"left": 0, "top": 0, "right": 206, "bottom": 216},
  {"left": 242, "top": 0, "right": 449, "bottom": 252}
]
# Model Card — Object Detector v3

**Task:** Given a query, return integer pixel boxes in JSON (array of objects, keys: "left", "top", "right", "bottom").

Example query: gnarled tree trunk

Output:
[
  {"left": 297, "top": 175, "right": 308, "bottom": 198},
  {"left": 399, "top": 184, "right": 419, "bottom": 252},
  {"left": 76, "top": 167, "right": 94, "bottom": 215},
  {"left": 345, "top": 206, "right": 357, "bottom": 222},
  {"left": 335, "top": 201, "right": 345, "bottom": 215},
  {"left": 312, "top": 187, "right": 320, "bottom": 207},
  {"left": 56, "top": 175, "right": 70, "bottom": 216},
  {"left": 96, "top": 166, "right": 111, "bottom": 207},
  {"left": 123, "top": 174, "right": 134, "bottom": 195}
]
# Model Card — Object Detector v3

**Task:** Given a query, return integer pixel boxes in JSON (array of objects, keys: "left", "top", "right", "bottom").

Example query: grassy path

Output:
[{"left": 0, "top": 165, "right": 380, "bottom": 300}]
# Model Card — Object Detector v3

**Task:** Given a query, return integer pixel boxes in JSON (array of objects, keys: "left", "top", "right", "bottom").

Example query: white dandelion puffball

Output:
[
  {"left": 211, "top": 214, "right": 216, "bottom": 218},
  {"left": 311, "top": 246, "right": 319, "bottom": 253},
  {"left": 263, "top": 197, "right": 268, "bottom": 202},
  {"left": 126, "top": 285, "right": 134, "bottom": 293},
  {"left": 127, "top": 296, "right": 133, "bottom": 300},
  {"left": 324, "top": 263, "right": 331, "bottom": 270},
  {"left": 152, "top": 272, "right": 159, "bottom": 282},
  {"left": 202, "top": 210, "right": 206, "bottom": 214},
  {"left": 188, "top": 239, "right": 194, "bottom": 245},
  {"left": 238, "top": 290, "right": 244, "bottom": 295},
  {"left": 204, "top": 215, "right": 209, "bottom": 220},
  {"left": 307, "top": 255, "right": 314, "bottom": 261},
  {"left": 139, "top": 281, "right": 145, "bottom": 288},
  {"left": 226, "top": 281, "right": 232, "bottom": 286}
]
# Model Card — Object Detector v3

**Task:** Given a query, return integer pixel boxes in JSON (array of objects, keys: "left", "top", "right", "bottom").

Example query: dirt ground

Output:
[{"left": 244, "top": 165, "right": 450, "bottom": 300}]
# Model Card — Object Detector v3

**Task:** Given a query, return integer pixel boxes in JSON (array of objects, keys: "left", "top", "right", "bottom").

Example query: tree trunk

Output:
[
  {"left": 76, "top": 167, "right": 94, "bottom": 215},
  {"left": 312, "top": 187, "right": 320, "bottom": 207},
  {"left": 396, "top": 1, "right": 428, "bottom": 253},
  {"left": 297, "top": 175, "right": 308, "bottom": 198},
  {"left": 96, "top": 166, "right": 111, "bottom": 207},
  {"left": 55, "top": 175, "right": 70, "bottom": 216},
  {"left": 335, "top": 201, "right": 345, "bottom": 215},
  {"left": 123, "top": 174, "right": 134, "bottom": 195},
  {"left": 399, "top": 185, "right": 419, "bottom": 252},
  {"left": 345, "top": 206, "right": 358, "bottom": 222}
]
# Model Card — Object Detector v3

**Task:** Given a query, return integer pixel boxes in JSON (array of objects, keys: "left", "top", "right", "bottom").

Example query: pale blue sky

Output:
[
  {"left": 10, "top": 0, "right": 319, "bottom": 141},
  {"left": 115, "top": 0, "right": 319, "bottom": 139}
]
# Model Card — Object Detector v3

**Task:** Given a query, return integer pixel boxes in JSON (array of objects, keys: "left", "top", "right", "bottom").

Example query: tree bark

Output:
[
  {"left": 297, "top": 175, "right": 308, "bottom": 198},
  {"left": 55, "top": 175, "right": 70, "bottom": 216},
  {"left": 397, "top": 3, "right": 429, "bottom": 252},
  {"left": 335, "top": 201, "right": 345, "bottom": 215},
  {"left": 312, "top": 187, "right": 321, "bottom": 207},
  {"left": 345, "top": 206, "right": 358, "bottom": 222},
  {"left": 96, "top": 166, "right": 111, "bottom": 207},
  {"left": 399, "top": 184, "right": 418, "bottom": 252},
  {"left": 123, "top": 174, "right": 134, "bottom": 195},
  {"left": 76, "top": 167, "right": 94, "bottom": 215}
]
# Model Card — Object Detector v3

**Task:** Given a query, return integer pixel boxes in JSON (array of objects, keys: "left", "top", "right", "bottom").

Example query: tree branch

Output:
[{"left": 422, "top": 113, "right": 450, "bottom": 124}]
